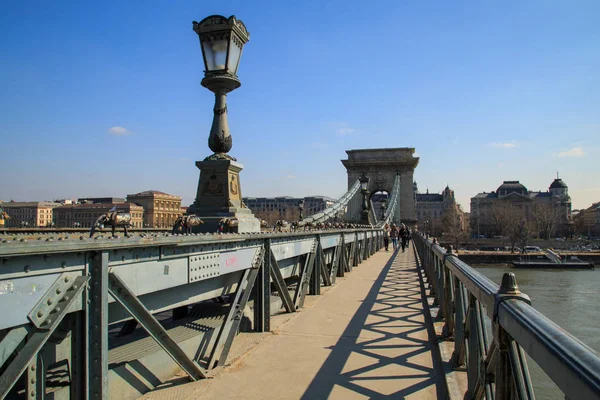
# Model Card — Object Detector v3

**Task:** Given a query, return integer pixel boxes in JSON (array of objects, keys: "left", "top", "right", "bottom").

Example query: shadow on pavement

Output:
[{"left": 301, "top": 249, "right": 448, "bottom": 399}]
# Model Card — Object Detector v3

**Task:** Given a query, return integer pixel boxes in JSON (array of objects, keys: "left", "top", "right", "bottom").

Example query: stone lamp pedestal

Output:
[{"left": 187, "top": 159, "right": 260, "bottom": 233}]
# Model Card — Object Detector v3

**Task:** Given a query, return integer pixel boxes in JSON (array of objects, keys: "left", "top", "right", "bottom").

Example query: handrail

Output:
[
  {"left": 414, "top": 233, "right": 600, "bottom": 399},
  {"left": 298, "top": 178, "right": 361, "bottom": 226}
]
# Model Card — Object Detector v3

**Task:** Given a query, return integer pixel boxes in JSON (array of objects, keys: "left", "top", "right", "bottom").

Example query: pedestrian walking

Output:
[
  {"left": 383, "top": 223, "right": 390, "bottom": 251},
  {"left": 400, "top": 224, "right": 408, "bottom": 252},
  {"left": 390, "top": 224, "right": 399, "bottom": 250}
]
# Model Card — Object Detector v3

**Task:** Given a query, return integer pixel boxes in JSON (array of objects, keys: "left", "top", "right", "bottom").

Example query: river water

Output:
[{"left": 474, "top": 264, "right": 600, "bottom": 399}]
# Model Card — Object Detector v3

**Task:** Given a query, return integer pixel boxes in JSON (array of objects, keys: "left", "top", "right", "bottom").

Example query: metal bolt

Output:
[
  {"left": 47, "top": 298, "right": 53, "bottom": 305},
  {"left": 64, "top": 276, "right": 70, "bottom": 283},
  {"left": 30, "top": 390, "right": 35, "bottom": 397},
  {"left": 24, "top": 265, "right": 31, "bottom": 273},
  {"left": 37, "top": 311, "right": 43, "bottom": 318},
  {"left": 63, "top": 295, "right": 70, "bottom": 302},
  {"left": 56, "top": 288, "right": 62, "bottom": 295},
  {"left": 46, "top": 319, "right": 52, "bottom": 325},
  {"left": 31, "top": 364, "right": 36, "bottom": 371}
]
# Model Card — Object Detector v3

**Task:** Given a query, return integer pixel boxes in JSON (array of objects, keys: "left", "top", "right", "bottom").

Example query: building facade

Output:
[
  {"left": 54, "top": 203, "right": 144, "bottom": 228},
  {"left": 77, "top": 197, "right": 126, "bottom": 204},
  {"left": 577, "top": 203, "right": 600, "bottom": 237},
  {"left": 126, "top": 190, "right": 182, "bottom": 228},
  {"left": 1, "top": 201, "right": 62, "bottom": 227},
  {"left": 243, "top": 196, "right": 335, "bottom": 224},
  {"left": 470, "top": 178, "right": 572, "bottom": 238},
  {"left": 414, "top": 184, "right": 462, "bottom": 236}
]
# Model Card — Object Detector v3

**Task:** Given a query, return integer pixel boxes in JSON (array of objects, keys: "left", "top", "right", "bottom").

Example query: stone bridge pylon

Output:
[{"left": 341, "top": 148, "right": 419, "bottom": 225}]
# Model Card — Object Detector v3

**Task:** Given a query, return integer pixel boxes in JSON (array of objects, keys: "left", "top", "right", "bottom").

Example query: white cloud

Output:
[
  {"left": 108, "top": 126, "right": 133, "bottom": 136},
  {"left": 489, "top": 141, "right": 517, "bottom": 148},
  {"left": 558, "top": 147, "right": 585, "bottom": 157},
  {"left": 285, "top": 174, "right": 296, "bottom": 180},
  {"left": 336, "top": 127, "right": 355, "bottom": 135}
]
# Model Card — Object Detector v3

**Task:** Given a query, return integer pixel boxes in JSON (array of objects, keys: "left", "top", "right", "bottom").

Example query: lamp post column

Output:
[
  {"left": 187, "top": 15, "right": 260, "bottom": 233},
  {"left": 359, "top": 174, "right": 370, "bottom": 226}
]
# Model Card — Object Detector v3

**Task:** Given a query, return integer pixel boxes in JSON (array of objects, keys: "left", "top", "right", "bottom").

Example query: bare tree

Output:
[
  {"left": 442, "top": 205, "right": 467, "bottom": 250},
  {"left": 488, "top": 202, "right": 532, "bottom": 253},
  {"left": 532, "top": 202, "right": 558, "bottom": 239},
  {"left": 486, "top": 204, "right": 510, "bottom": 237}
]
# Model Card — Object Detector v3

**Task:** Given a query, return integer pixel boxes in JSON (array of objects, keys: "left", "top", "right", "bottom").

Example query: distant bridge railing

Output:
[
  {"left": 299, "top": 178, "right": 360, "bottom": 226},
  {"left": 376, "top": 174, "right": 400, "bottom": 227},
  {"left": 0, "top": 228, "right": 383, "bottom": 399},
  {"left": 414, "top": 233, "right": 600, "bottom": 399}
]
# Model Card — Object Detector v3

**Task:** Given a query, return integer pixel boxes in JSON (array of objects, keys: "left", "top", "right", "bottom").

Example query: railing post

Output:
[
  {"left": 493, "top": 272, "right": 534, "bottom": 400},
  {"left": 441, "top": 247, "right": 456, "bottom": 339}
]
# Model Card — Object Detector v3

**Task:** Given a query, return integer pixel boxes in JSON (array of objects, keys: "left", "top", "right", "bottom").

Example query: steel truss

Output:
[{"left": 0, "top": 228, "right": 382, "bottom": 399}]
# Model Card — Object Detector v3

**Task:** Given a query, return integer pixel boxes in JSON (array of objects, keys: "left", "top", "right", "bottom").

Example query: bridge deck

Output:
[{"left": 141, "top": 248, "right": 445, "bottom": 400}]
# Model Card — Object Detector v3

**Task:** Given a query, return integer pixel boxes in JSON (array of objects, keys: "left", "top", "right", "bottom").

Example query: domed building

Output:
[{"left": 470, "top": 176, "right": 572, "bottom": 238}]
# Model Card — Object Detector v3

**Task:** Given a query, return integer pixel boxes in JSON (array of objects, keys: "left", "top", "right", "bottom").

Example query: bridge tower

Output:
[{"left": 341, "top": 148, "right": 419, "bottom": 225}]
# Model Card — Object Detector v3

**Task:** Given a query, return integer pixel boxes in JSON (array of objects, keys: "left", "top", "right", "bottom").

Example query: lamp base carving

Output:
[{"left": 188, "top": 158, "right": 259, "bottom": 233}]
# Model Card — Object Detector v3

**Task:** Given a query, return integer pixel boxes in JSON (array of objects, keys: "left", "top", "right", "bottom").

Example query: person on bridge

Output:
[
  {"left": 390, "top": 224, "right": 399, "bottom": 250},
  {"left": 383, "top": 223, "right": 390, "bottom": 251},
  {"left": 400, "top": 224, "right": 408, "bottom": 252}
]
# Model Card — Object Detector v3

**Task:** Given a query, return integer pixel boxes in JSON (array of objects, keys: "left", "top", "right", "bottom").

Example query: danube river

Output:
[{"left": 474, "top": 264, "right": 600, "bottom": 399}]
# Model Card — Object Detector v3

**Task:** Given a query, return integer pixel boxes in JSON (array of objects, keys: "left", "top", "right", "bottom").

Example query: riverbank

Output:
[{"left": 457, "top": 250, "right": 600, "bottom": 266}]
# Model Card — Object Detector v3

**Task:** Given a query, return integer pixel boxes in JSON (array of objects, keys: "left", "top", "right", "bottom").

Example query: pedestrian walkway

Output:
[{"left": 142, "top": 247, "right": 445, "bottom": 400}]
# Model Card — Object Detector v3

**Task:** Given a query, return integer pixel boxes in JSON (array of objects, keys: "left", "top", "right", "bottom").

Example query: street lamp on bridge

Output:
[
  {"left": 188, "top": 15, "right": 260, "bottom": 232},
  {"left": 380, "top": 200, "right": 387, "bottom": 220},
  {"left": 298, "top": 199, "right": 304, "bottom": 221},
  {"left": 359, "top": 174, "right": 370, "bottom": 225}
]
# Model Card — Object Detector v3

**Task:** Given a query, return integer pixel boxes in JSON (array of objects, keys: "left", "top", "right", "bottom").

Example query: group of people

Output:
[{"left": 383, "top": 223, "right": 412, "bottom": 252}]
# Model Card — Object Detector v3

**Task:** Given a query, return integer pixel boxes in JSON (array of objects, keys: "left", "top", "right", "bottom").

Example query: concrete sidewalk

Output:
[{"left": 141, "top": 248, "right": 445, "bottom": 400}]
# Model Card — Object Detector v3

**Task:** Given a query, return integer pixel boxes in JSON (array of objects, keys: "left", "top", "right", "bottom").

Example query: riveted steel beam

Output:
[
  {"left": 0, "top": 276, "right": 87, "bottom": 399},
  {"left": 107, "top": 271, "right": 207, "bottom": 381},
  {"left": 269, "top": 248, "right": 295, "bottom": 313},
  {"left": 253, "top": 242, "right": 269, "bottom": 332},
  {"left": 208, "top": 248, "right": 262, "bottom": 370},
  {"left": 0, "top": 325, "right": 32, "bottom": 370}
]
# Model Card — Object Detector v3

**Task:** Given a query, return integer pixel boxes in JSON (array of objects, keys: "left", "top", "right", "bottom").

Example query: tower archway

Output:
[{"left": 341, "top": 148, "right": 419, "bottom": 225}]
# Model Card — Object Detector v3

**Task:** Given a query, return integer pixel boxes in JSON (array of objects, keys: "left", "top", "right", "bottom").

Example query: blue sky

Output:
[{"left": 1, "top": 1, "right": 599, "bottom": 211}]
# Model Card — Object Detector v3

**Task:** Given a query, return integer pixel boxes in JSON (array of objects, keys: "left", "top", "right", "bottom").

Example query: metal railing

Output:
[
  {"left": 0, "top": 228, "right": 383, "bottom": 399},
  {"left": 299, "top": 179, "right": 360, "bottom": 226},
  {"left": 376, "top": 174, "right": 400, "bottom": 227},
  {"left": 414, "top": 233, "right": 600, "bottom": 399}
]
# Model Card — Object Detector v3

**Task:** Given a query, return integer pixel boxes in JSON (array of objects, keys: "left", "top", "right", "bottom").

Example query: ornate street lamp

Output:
[
  {"left": 192, "top": 15, "right": 249, "bottom": 160},
  {"left": 359, "top": 174, "right": 370, "bottom": 225},
  {"left": 188, "top": 15, "right": 260, "bottom": 233},
  {"left": 298, "top": 199, "right": 305, "bottom": 221},
  {"left": 381, "top": 200, "right": 387, "bottom": 220}
]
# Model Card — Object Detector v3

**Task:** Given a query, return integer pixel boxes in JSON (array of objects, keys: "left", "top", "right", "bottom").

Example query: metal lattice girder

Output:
[
  {"left": 207, "top": 266, "right": 261, "bottom": 369},
  {"left": 253, "top": 243, "right": 270, "bottom": 333},
  {"left": 317, "top": 241, "right": 331, "bottom": 287},
  {"left": 0, "top": 325, "right": 32, "bottom": 370},
  {"left": 0, "top": 275, "right": 88, "bottom": 399},
  {"left": 296, "top": 246, "right": 317, "bottom": 307},
  {"left": 107, "top": 271, "right": 207, "bottom": 381},
  {"left": 89, "top": 250, "right": 109, "bottom": 400},
  {"left": 268, "top": 249, "right": 296, "bottom": 313}
]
